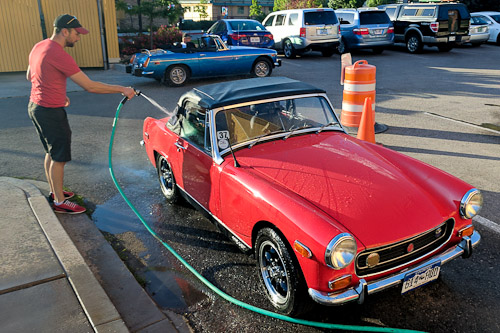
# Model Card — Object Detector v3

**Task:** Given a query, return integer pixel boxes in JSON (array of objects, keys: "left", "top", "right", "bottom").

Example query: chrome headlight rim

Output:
[
  {"left": 460, "top": 188, "right": 483, "bottom": 219},
  {"left": 325, "top": 233, "right": 357, "bottom": 270}
]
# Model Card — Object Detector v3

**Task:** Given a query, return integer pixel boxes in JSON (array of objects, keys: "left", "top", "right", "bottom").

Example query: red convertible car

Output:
[{"left": 142, "top": 77, "right": 482, "bottom": 316}]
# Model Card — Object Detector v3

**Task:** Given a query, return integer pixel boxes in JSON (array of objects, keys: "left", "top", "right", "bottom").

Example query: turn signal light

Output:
[
  {"left": 387, "top": 27, "right": 394, "bottom": 34},
  {"left": 328, "top": 275, "right": 352, "bottom": 291},
  {"left": 353, "top": 28, "right": 369, "bottom": 35},
  {"left": 300, "top": 27, "right": 306, "bottom": 38},
  {"left": 130, "top": 55, "right": 136, "bottom": 63},
  {"left": 293, "top": 240, "right": 312, "bottom": 258},
  {"left": 144, "top": 57, "right": 150, "bottom": 68},
  {"left": 458, "top": 225, "right": 474, "bottom": 238}
]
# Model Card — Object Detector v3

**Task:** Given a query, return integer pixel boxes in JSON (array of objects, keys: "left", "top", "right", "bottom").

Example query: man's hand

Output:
[
  {"left": 64, "top": 96, "right": 70, "bottom": 107},
  {"left": 122, "top": 87, "right": 136, "bottom": 100}
]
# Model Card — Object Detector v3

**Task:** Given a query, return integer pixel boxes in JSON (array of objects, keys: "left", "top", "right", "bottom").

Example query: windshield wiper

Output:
[
  {"left": 316, "top": 121, "right": 340, "bottom": 134},
  {"left": 283, "top": 125, "right": 312, "bottom": 140},
  {"left": 248, "top": 130, "right": 285, "bottom": 149}
]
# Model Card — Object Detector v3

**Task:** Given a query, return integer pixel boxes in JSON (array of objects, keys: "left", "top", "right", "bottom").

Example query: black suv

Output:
[{"left": 379, "top": 3, "right": 471, "bottom": 53}]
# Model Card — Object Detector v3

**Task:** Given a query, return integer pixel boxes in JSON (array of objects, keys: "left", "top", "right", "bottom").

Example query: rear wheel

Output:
[
  {"left": 255, "top": 228, "right": 311, "bottom": 316},
  {"left": 283, "top": 39, "right": 296, "bottom": 59},
  {"left": 406, "top": 34, "right": 423, "bottom": 53},
  {"left": 165, "top": 65, "right": 189, "bottom": 87},
  {"left": 252, "top": 58, "right": 272, "bottom": 77},
  {"left": 156, "top": 155, "right": 179, "bottom": 203},
  {"left": 496, "top": 33, "right": 500, "bottom": 46},
  {"left": 337, "top": 38, "right": 349, "bottom": 54}
]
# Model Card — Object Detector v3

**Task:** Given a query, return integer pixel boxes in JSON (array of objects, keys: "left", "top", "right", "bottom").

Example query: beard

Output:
[{"left": 65, "top": 41, "right": 75, "bottom": 47}]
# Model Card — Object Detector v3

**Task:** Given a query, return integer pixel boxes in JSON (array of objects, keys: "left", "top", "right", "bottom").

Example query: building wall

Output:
[{"left": 0, "top": 0, "right": 119, "bottom": 72}]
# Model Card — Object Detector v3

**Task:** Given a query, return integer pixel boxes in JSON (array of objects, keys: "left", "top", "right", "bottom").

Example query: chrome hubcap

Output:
[
  {"left": 259, "top": 240, "right": 289, "bottom": 305},
  {"left": 255, "top": 61, "right": 270, "bottom": 77},
  {"left": 170, "top": 67, "right": 186, "bottom": 84},
  {"left": 159, "top": 158, "right": 173, "bottom": 195}
]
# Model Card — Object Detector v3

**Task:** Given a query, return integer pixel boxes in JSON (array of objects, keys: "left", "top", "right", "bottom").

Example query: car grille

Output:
[{"left": 356, "top": 219, "right": 454, "bottom": 277}]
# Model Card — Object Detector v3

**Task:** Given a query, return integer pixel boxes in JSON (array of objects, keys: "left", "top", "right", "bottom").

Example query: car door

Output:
[
  {"left": 170, "top": 101, "right": 214, "bottom": 209},
  {"left": 198, "top": 36, "right": 234, "bottom": 76}
]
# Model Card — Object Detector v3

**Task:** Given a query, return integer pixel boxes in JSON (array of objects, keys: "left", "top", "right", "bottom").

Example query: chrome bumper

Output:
[
  {"left": 309, "top": 231, "right": 480, "bottom": 306},
  {"left": 275, "top": 59, "right": 282, "bottom": 67}
]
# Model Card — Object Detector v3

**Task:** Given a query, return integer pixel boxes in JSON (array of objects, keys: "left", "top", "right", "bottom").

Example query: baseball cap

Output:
[{"left": 54, "top": 14, "right": 89, "bottom": 34}]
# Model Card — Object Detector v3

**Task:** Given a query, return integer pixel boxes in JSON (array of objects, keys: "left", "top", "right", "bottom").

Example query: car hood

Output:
[{"left": 237, "top": 133, "right": 450, "bottom": 247}]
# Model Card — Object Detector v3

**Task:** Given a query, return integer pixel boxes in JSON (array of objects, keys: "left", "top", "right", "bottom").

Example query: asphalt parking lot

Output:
[{"left": 1, "top": 42, "right": 499, "bottom": 332}]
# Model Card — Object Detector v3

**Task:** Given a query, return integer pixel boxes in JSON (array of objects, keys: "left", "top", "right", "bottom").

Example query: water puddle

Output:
[{"left": 93, "top": 178, "right": 208, "bottom": 310}]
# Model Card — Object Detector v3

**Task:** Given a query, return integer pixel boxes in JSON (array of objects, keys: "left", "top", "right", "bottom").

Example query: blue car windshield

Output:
[
  {"left": 229, "top": 20, "right": 266, "bottom": 31},
  {"left": 360, "top": 12, "right": 391, "bottom": 25},
  {"left": 214, "top": 96, "right": 340, "bottom": 148}
]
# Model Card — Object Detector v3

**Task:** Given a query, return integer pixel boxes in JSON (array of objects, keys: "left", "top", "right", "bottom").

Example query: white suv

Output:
[{"left": 262, "top": 8, "right": 341, "bottom": 58}]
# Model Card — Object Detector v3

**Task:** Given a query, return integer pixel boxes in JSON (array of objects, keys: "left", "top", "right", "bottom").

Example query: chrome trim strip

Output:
[
  {"left": 177, "top": 186, "right": 251, "bottom": 249},
  {"left": 308, "top": 231, "right": 480, "bottom": 306}
]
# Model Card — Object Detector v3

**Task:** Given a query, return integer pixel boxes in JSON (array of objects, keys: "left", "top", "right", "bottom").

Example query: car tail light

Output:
[
  {"left": 430, "top": 22, "right": 439, "bottom": 33},
  {"left": 264, "top": 33, "right": 274, "bottom": 40},
  {"left": 328, "top": 275, "right": 352, "bottom": 291},
  {"left": 144, "top": 57, "right": 150, "bottom": 68},
  {"left": 387, "top": 27, "right": 394, "bottom": 34},
  {"left": 130, "top": 54, "right": 136, "bottom": 63},
  {"left": 353, "top": 28, "right": 369, "bottom": 35},
  {"left": 300, "top": 27, "right": 306, "bottom": 38},
  {"left": 230, "top": 33, "right": 247, "bottom": 40}
]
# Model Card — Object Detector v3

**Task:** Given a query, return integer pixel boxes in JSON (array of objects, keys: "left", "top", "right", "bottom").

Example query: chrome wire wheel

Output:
[
  {"left": 258, "top": 240, "right": 290, "bottom": 305},
  {"left": 167, "top": 66, "right": 188, "bottom": 86},
  {"left": 253, "top": 59, "right": 271, "bottom": 77},
  {"left": 156, "top": 155, "right": 178, "bottom": 203}
]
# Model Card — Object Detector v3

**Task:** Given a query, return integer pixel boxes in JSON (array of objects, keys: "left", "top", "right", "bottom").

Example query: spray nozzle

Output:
[{"left": 134, "top": 89, "right": 141, "bottom": 96}]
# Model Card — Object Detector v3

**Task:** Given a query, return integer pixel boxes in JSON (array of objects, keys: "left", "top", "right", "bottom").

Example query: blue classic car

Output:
[{"left": 126, "top": 35, "right": 281, "bottom": 86}]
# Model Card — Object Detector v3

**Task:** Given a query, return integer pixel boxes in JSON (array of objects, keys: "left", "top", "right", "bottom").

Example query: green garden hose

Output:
[{"left": 109, "top": 96, "right": 424, "bottom": 333}]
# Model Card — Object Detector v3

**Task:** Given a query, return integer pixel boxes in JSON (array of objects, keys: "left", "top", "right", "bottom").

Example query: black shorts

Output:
[{"left": 28, "top": 102, "right": 72, "bottom": 162}]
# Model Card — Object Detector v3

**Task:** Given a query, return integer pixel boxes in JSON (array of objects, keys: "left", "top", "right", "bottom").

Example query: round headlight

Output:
[
  {"left": 325, "top": 233, "right": 357, "bottom": 270},
  {"left": 460, "top": 189, "right": 483, "bottom": 219}
]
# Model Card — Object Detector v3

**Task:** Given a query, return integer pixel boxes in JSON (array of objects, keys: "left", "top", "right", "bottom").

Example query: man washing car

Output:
[{"left": 27, "top": 14, "right": 136, "bottom": 214}]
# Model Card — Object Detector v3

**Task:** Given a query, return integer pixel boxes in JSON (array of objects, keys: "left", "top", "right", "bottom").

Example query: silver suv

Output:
[{"left": 262, "top": 8, "right": 341, "bottom": 58}]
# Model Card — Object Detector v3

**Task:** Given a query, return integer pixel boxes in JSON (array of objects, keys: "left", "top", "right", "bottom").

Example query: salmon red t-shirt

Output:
[{"left": 29, "top": 39, "right": 81, "bottom": 108}]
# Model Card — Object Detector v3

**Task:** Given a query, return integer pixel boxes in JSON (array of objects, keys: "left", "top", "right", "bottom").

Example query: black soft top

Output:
[{"left": 177, "top": 77, "right": 325, "bottom": 110}]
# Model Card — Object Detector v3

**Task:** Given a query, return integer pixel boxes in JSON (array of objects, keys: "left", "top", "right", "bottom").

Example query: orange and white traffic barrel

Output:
[{"left": 341, "top": 60, "right": 376, "bottom": 128}]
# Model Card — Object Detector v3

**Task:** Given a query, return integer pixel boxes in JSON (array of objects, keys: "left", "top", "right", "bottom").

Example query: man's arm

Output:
[
  {"left": 26, "top": 65, "right": 30, "bottom": 81},
  {"left": 69, "top": 71, "right": 136, "bottom": 99}
]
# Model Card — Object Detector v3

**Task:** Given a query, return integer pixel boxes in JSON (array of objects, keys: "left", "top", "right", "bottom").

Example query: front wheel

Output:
[
  {"left": 406, "top": 35, "right": 423, "bottom": 53},
  {"left": 165, "top": 65, "right": 189, "bottom": 87},
  {"left": 252, "top": 58, "right": 272, "bottom": 77},
  {"left": 255, "top": 228, "right": 311, "bottom": 316},
  {"left": 283, "top": 40, "right": 296, "bottom": 59},
  {"left": 156, "top": 155, "right": 179, "bottom": 203}
]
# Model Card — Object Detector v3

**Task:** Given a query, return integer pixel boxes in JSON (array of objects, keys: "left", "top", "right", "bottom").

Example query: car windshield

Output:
[
  {"left": 471, "top": 16, "right": 488, "bottom": 24},
  {"left": 229, "top": 20, "right": 266, "bottom": 31},
  {"left": 214, "top": 96, "right": 340, "bottom": 150},
  {"left": 304, "top": 11, "right": 338, "bottom": 25},
  {"left": 360, "top": 12, "right": 391, "bottom": 25}
]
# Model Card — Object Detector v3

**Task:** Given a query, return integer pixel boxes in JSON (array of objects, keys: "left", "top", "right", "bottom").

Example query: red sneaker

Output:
[
  {"left": 50, "top": 191, "right": 75, "bottom": 200},
  {"left": 52, "top": 200, "right": 86, "bottom": 214}
]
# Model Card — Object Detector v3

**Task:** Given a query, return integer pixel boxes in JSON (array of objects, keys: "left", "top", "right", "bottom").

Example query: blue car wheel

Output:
[{"left": 165, "top": 65, "right": 190, "bottom": 87}]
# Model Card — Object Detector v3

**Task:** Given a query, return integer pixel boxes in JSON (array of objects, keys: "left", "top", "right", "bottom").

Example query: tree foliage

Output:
[
  {"left": 327, "top": 0, "right": 364, "bottom": 9},
  {"left": 194, "top": 0, "right": 209, "bottom": 20},
  {"left": 365, "top": 0, "right": 392, "bottom": 7},
  {"left": 250, "top": 0, "right": 266, "bottom": 21}
]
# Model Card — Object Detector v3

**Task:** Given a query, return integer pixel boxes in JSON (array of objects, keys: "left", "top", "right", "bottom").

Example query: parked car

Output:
[
  {"left": 334, "top": 8, "right": 394, "bottom": 54},
  {"left": 205, "top": 19, "right": 274, "bottom": 48},
  {"left": 262, "top": 8, "right": 340, "bottom": 58},
  {"left": 472, "top": 12, "right": 500, "bottom": 45},
  {"left": 468, "top": 15, "right": 490, "bottom": 46},
  {"left": 142, "top": 76, "right": 482, "bottom": 316},
  {"left": 379, "top": 3, "right": 471, "bottom": 53},
  {"left": 126, "top": 35, "right": 281, "bottom": 86}
]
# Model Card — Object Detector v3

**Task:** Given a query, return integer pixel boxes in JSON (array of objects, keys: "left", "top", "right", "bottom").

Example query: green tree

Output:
[
  {"left": 274, "top": 0, "right": 288, "bottom": 11},
  {"left": 327, "top": 0, "right": 364, "bottom": 9},
  {"left": 365, "top": 0, "right": 392, "bottom": 7},
  {"left": 115, "top": 0, "right": 138, "bottom": 30},
  {"left": 250, "top": 0, "right": 265, "bottom": 21},
  {"left": 194, "top": 0, "right": 209, "bottom": 20}
]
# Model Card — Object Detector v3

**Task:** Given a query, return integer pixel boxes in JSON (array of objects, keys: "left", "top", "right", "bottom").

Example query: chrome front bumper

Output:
[{"left": 309, "top": 231, "right": 480, "bottom": 306}]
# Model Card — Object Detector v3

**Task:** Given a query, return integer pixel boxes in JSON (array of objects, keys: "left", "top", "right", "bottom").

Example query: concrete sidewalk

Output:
[{"left": 0, "top": 177, "right": 191, "bottom": 332}]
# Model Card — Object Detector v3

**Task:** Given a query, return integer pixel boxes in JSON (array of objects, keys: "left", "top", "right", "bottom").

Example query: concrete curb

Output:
[{"left": 0, "top": 177, "right": 128, "bottom": 332}]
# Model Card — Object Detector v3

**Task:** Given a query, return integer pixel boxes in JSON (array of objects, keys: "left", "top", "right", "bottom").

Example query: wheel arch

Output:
[{"left": 404, "top": 27, "right": 424, "bottom": 41}]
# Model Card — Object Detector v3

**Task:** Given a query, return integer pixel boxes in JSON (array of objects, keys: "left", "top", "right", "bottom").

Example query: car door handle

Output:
[{"left": 174, "top": 141, "right": 186, "bottom": 151}]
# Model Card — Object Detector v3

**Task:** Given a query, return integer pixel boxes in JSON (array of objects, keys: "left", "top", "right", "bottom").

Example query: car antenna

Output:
[{"left": 227, "top": 139, "right": 240, "bottom": 168}]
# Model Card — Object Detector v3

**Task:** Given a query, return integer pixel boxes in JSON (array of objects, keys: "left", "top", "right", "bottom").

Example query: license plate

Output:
[
  {"left": 317, "top": 29, "right": 328, "bottom": 35},
  {"left": 449, "top": 36, "right": 456, "bottom": 42},
  {"left": 373, "top": 29, "right": 383, "bottom": 35},
  {"left": 250, "top": 37, "right": 260, "bottom": 43},
  {"left": 401, "top": 261, "right": 441, "bottom": 294}
]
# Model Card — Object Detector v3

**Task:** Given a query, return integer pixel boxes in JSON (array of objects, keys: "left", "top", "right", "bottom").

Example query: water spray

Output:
[{"left": 109, "top": 92, "right": 424, "bottom": 333}]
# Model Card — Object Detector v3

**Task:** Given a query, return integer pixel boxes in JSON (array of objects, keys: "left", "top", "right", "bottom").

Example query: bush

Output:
[{"left": 119, "top": 26, "right": 183, "bottom": 56}]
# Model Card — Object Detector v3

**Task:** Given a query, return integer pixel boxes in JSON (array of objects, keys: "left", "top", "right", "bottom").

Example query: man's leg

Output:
[
  {"left": 50, "top": 160, "right": 66, "bottom": 203},
  {"left": 44, "top": 153, "right": 54, "bottom": 194}
]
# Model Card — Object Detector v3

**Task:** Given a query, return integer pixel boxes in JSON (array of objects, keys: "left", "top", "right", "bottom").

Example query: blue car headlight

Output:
[
  {"left": 325, "top": 233, "right": 357, "bottom": 270},
  {"left": 460, "top": 188, "right": 483, "bottom": 219}
]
